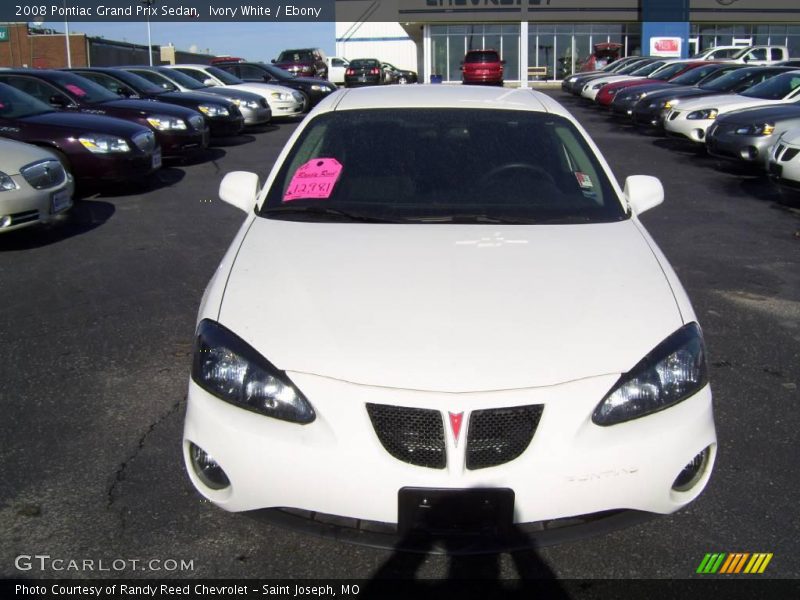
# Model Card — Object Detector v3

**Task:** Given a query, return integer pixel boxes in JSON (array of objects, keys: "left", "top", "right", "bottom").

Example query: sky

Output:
[{"left": 41, "top": 21, "right": 336, "bottom": 62}]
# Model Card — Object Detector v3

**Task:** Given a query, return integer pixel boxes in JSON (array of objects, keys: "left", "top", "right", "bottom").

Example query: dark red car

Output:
[
  {"left": 0, "top": 70, "right": 212, "bottom": 159},
  {"left": 272, "top": 48, "right": 328, "bottom": 79},
  {"left": 595, "top": 61, "right": 718, "bottom": 107},
  {"left": 0, "top": 83, "right": 160, "bottom": 183},
  {"left": 461, "top": 50, "right": 505, "bottom": 86}
]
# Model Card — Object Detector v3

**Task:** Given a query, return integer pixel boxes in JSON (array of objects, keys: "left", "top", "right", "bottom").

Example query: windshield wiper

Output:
[{"left": 262, "top": 205, "right": 402, "bottom": 223}]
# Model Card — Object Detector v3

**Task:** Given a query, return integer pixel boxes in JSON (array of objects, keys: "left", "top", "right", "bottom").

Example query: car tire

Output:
[
  {"left": 397, "top": 75, "right": 408, "bottom": 85},
  {"left": 297, "top": 91, "right": 310, "bottom": 112}
]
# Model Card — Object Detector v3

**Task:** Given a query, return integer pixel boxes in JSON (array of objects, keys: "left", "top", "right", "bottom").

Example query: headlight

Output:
[
  {"left": 687, "top": 108, "right": 718, "bottom": 120},
  {"left": 191, "top": 319, "right": 316, "bottom": 424},
  {"left": 0, "top": 171, "right": 18, "bottom": 191},
  {"left": 146, "top": 115, "right": 187, "bottom": 131},
  {"left": 592, "top": 82, "right": 606, "bottom": 90},
  {"left": 592, "top": 323, "right": 708, "bottom": 426},
  {"left": 310, "top": 84, "right": 325, "bottom": 91},
  {"left": 735, "top": 123, "right": 775, "bottom": 136},
  {"left": 78, "top": 134, "right": 130, "bottom": 154},
  {"left": 663, "top": 99, "right": 680, "bottom": 110},
  {"left": 198, "top": 104, "right": 230, "bottom": 117},
  {"left": 243, "top": 99, "right": 259, "bottom": 109},
  {"left": 566, "top": 76, "right": 577, "bottom": 83},
  {"left": 271, "top": 92, "right": 292, "bottom": 101}
]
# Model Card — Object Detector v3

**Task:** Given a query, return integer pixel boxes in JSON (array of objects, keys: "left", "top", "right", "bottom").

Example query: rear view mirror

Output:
[
  {"left": 219, "top": 171, "right": 260, "bottom": 213},
  {"left": 624, "top": 175, "right": 664, "bottom": 215}
]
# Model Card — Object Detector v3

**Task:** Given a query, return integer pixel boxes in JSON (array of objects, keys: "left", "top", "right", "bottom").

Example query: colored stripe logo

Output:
[{"left": 697, "top": 553, "right": 773, "bottom": 574}]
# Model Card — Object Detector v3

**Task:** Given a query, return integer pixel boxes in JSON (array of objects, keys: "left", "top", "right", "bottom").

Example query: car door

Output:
[
  {"left": 328, "top": 58, "right": 348, "bottom": 85},
  {"left": 0, "top": 75, "right": 76, "bottom": 110}
]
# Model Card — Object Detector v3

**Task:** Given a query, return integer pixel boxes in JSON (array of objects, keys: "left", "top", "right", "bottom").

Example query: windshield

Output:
[
  {"left": 261, "top": 63, "right": 294, "bottom": 79},
  {"left": 278, "top": 50, "right": 315, "bottom": 63},
  {"left": 669, "top": 64, "right": 726, "bottom": 86},
  {"left": 205, "top": 66, "right": 244, "bottom": 85},
  {"left": 106, "top": 70, "right": 165, "bottom": 95},
  {"left": 154, "top": 68, "right": 205, "bottom": 90},
  {"left": 261, "top": 109, "right": 624, "bottom": 224},
  {"left": 649, "top": 62, "right": 690, "bottom": 80},
  {"left": 465, "top": 51, "right": 500, "bottom": 64},
  {"left": 740, "top": 72, "right": 800, "bottom": 99},
  {"left": 47, "top": 72, "right": 119, "bottom": 104},
  {"left": 0, "top": 83, "right": 54, "bottom": 118},
  {"left": 350, "top": 59, "right": 380, "bottom": 69},
  {"left": 616, "top": 59, "right": 652, "bottom": 75},
  {"left": 630, "top": 61, "right": 666, "bottom": 77},
  {"left": 700, "top": 68, "right": 761, "bottom": 91},
  {"left": 730, "top": 47, "right": 752, "bottom": 59}
]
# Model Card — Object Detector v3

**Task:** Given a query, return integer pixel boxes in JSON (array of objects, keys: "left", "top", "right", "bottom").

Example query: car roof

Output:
[{"left": 325, "top": 85, "right": 570, "bottom": 118}]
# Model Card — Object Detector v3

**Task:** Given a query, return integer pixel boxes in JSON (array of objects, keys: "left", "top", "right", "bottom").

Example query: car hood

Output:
[
  {"left": 717, "top": 103, "right": 800, "bottom": 124},
  {"left": 225, "top": 82, "right": 297, "bottom": 97},
  {"left": 100, "top": 98, "right": 198, "bottom": 117},
  {"left": 677, "top": 94, "right": 786, "bottom": 113},
  {"left": 217, "top": 219, "right": 683, "bottom": 392},
  {"left": 0, "top": 138, "right": 62, "bottom": 171},
  {"left": 19, "top": 110, "right": 150, "bottom": 136}
]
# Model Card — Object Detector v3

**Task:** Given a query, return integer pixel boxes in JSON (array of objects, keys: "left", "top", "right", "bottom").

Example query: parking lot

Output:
[{"left": 1, "top": 89, "right": 798, "bottom": 581}]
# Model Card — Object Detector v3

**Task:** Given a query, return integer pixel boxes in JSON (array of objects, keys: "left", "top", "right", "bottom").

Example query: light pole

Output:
[
  {"left": 63, "top": 1, "right": 72, "bottom": 67},
  {"left": 141, "top": 0, "right": 154, "bottom": 65}
]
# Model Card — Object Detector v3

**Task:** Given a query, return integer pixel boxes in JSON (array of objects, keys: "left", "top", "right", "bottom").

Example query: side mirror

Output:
[
  {"left": 624, "top": 175, "right": 664, "bottom": 215},
  {"left": 49, "top": 95, "right": 71, "bottom": 108},
  {"left": 271, "top": 59, "right": 276, "bottom": 64},
  {"left": 204, "top": 78, "right": 219, "bottom": 87},
  {"left": 219, "top": 171, "right": 260, "bottom": 213}
]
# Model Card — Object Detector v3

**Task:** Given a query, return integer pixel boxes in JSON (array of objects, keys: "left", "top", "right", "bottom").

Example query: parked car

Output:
[
  {"left": 272, "top": 48, "right": 328, "bottom": 79},
  {"left": 212, "top": 60, "right": 337, "bottom": 108},
  {"left": 706, "top": 102, "right": 800, "bottom": 165},
  {"left": 580, "top": 59, "right": 676, "bottom": 101},
  {"left": 597, "top": 61, "right": 715, "bottom": 109},
  {"left": 0, "top": 138, "right": 73, "bottom": 233},
  {"left": 119, "top": 66, "right": 259, "bottom": 131},
  {"left": 166, "top": 65, "right": 305, "bottom": 119},
  {"left": 326, "top": 56, "right": 349, "bottom": 85},
  {"left": 183, "top": 86, "right": 715, "bottom": 549},
  {"left": 664, "top": 70, "right": 800, "bottom": 144},
  {"left": 0, "top": 70, "right": 206, "bottom": 159},
  {"left": 461, "top": 49, "right": 505, "bottom": 85},
  {"left": 691, "top": 46, "right": 744, "bottom": 60},
  {"left": 561, "top": 57, "right": 651, "bottom": 94},
  {"left": 631, "top": 65, "right": 791, "bottom": 131},
  {"left": 577, "top": 42, "right": 623, "bottom": 72},
  {"left": 723, "top": 45, "right": 790, "bottom": 66},
  {"left": 343, "top": 59, "right": 386, "bottom": 87},
  {"left": 0, "top": 83, "right": 160, "bottom": 184},
  {"left": 381, "top": 62, "right": 418, "bottom": 85},
  {"left": 767, "top": 128, "right": 800, "bottom": 188},
  {"left": 607, "top": 62, "right": 732, "bottom": 117}
]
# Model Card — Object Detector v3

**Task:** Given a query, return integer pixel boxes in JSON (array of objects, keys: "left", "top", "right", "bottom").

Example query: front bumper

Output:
[
  {"left": 0, "top": 174, "right": 74, "bottom": 233},
  {"left": 208, "top": 115, "right": 245, "bottom": 137},
  {"left": 706, "top": 125, "right": 775, "bottom": 163},
  {"left": 183, "top": 370, "right": 716, "bottom": 529},
  {"left": 268, "top": 99, "right": 304, "bottom": 118},
  {"left": 664, "top": 110, "right": 714, "bottom": 143},
  {"left": 241, "top": 106, "right": 272, "bottom": 126},
  {"left": 767, "top": 140, "right": 800, "bottom": 187},
  {"left": 156, "top": 127, "right": 209, "bottom": 158}
]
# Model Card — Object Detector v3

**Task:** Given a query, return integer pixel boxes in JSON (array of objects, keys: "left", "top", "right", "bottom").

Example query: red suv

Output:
[{"left": 461, "top": 49, "right": 505, "bottom": 85}]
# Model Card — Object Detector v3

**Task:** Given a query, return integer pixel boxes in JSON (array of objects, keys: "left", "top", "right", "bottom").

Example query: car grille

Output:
[
  {"left": 188, "top": 115, "right": 205, "bottom": 130},
  {"left": 19, "top": 159, "right": 66, "bottom": 190},
  {"left": 466, "top": 405, "right": 544, "bottom": 470},
  {"left": 132, "top": 131, "right": 156, "bottom": 153},
  {"left": 259, "top": 98, "right": 268, "bottom": 108},
  {"left": 367, "top": 404, "right": 543, "bottom": 470},
  {"left": 668, "top": 111, "right": 679, "bottom": 121},
  {"left": 367, "top": 404, "right": 446, "bottom": 469},
  {"left": 3, "top": 209, "right": 39, "bottom": 226}
]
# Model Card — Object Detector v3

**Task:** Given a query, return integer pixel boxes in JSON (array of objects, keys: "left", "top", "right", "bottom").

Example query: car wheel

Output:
[
  {"left": 397, "top": 75, "right": 408, "bottom": 85},
  {"left": 298, "top": 91, "right": 310, "bottom": 112}
]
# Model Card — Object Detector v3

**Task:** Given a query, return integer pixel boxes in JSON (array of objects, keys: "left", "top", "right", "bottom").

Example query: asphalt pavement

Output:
[{"left": 0, "top": 91, "right": 798, "bottom": 583}]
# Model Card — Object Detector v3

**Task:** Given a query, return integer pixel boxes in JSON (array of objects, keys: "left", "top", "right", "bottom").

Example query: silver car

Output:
[
  {"left": 706, "top": 101, "right": 800, "bottom": 165},
  {"left": 0, "top": 139, "right": 74, "bottom": 233}
]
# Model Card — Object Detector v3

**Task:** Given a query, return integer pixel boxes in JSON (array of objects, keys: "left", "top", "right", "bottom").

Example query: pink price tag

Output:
[
  {"left": 283, "top": 158, "right": 343, "bottom": 202},
  {"left": 65, "top": 84, "right": 87, "bottom": 97}
]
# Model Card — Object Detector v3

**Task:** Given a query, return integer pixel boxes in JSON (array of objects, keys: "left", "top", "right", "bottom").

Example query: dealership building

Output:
[{"left": 335, "top": 0, "right": 800, "bottom": 84}]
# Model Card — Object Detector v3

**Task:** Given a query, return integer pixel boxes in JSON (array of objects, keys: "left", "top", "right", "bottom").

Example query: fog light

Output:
[
  {"left": 740, "top": 146, "right": 758, "bottom": 161},
  {"left": 672, "top": 447, "right": 711, "bottom": 492},
  {"left": 0, "top": 215, "right": 11, "bottom": 228},
  {"left": 189, "top": 443, "right": 230, "bottom": 490},
  {"left": 696, "top": 129, "right": 705, "bottom": 140}
]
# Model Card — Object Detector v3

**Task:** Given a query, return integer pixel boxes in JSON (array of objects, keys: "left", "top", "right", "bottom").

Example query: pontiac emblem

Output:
[{"left": 448, "top": 412, "right": 464, "bottom": 446}]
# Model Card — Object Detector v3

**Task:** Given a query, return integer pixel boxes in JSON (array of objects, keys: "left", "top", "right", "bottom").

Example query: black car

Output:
[
  {"left": 631, "top": 66, "right": 795, "bottom": 131},
  {"left": 344, "top": 59, "right": 385, "bottom": 88},
  {"left": 0, "top": 83, "right": 160, "bottom": 183},
  {"left": 64, "top": 67, "right": 254, "bottom": 138},
  {"left": 0, "top": 70, "right": 213, "bottom": 159},
  {"left": 214, "top": 61, "right": 337, "bottom": 109},
  {"left": 381, "top": 62, "right": 418, "bottom": 85}
]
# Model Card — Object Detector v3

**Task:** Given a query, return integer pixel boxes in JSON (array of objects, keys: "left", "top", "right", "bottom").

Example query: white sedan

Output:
[
  {"left": 167, "top": 64, "right": 306, "bottom": 118},
  {"left": 665, "top": 70, "right": 800, "bottom": 143},
  {"left": 580, "top": 59, "right": 674, "bottom": 101},
  {"left": 0, "top": 139, "right": 73, "bottom": 233},
  {"left": 183, "top": 85, "right": 716, "bottom": 548},
  {"left": 767, "top": 128, "right": 800, "bottom": 188}
]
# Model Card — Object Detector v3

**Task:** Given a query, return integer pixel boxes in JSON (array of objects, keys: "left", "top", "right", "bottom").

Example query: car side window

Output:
[
  {"left": 79, "top": 73, "right": 133, "bottom": 96},
  {"left": 240, "top": 65, "right": 270, "bottom": 81},
  {"left": 131, "top": 70, "right": 173, "bottom": 90},
  {"left": 332, "top": 58, "right": 346, "bottom": 67},
  {"left": 749, "top": 49, "right": 767, "bottom": 61},
  {"left": 174, "top": 68, "right": 206, "bottom": 84},
  {"left": 0, "top": 76, "right": 72, "bottom": 107},
  {"left": 770, "top": 48, "right": 782, "bottom": 61}
]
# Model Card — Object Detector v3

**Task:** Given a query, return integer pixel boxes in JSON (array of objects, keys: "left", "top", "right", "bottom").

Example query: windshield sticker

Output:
[
  {"left": 283, "top": 158, "right": 343, "bottom": 202},
  {"left": 65, "top": 84, "right": 87, "bottom": 97},
  {"left": 575, "top": 172, "right": 594, "bottom": 189}
]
